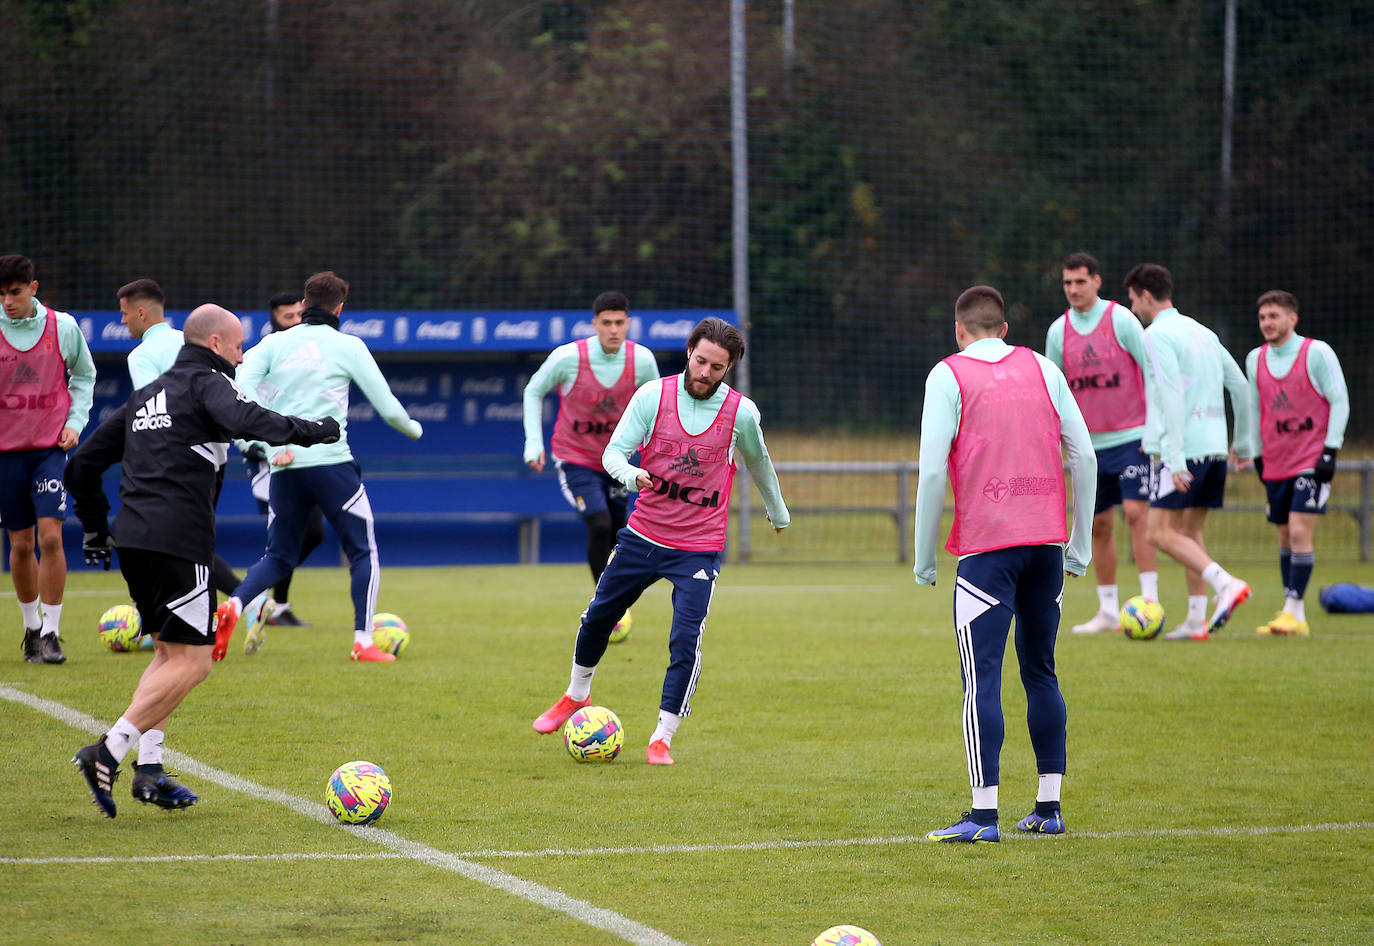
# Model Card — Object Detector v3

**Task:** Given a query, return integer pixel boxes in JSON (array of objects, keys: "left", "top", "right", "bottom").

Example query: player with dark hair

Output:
[
  {"left": 1238, "top": 290, "right": 1349, "bottom": 636},
  {"left": 0, "top": 253, "right": 97, "bottom": 664},
  {"left": 1123, "top": 263, "right": 1254, "bottom": 640},
  {"left": 237, "top": 290, "right": 324, "bottom": 630},
  {"left": 66, "top": 304, "right": 339, "bottom": 816},
  {"left": 522, "top": 290, "right": 659, "bottom": 641},
  {"left": 120, "top": 278, "right": 249, "bottom": 608},
  {"left": 214, "top": 272, "right": 425, "bottom": 662},
  {"left": 916, "top": 285, "right": 1095, "bottom": 842},
  {"left": 531, "top": 316, "right": 788, "bottom": 765},
  {"left": 1045, "top": 253, "right": 1158, "bottom": 632}
]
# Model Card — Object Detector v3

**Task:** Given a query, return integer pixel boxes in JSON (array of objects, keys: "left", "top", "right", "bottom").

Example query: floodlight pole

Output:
[
  {"left": 1220, "top": 0, "right": 1236, "bottom": 226},
  {"left": 731, "top": 0, "right": 754, "bottom": 561}
]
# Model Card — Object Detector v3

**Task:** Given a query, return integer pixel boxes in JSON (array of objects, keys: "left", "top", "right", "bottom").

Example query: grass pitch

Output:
[{"left": 4, "top": 559, "right": 1373, "bottom": 945}]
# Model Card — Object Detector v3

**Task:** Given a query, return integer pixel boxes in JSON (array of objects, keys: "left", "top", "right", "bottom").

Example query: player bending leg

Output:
[
  {"left": 214, "top": 272, "right": 424, "bottom": 663},
  {"left": 1123, "top": 264, "right": 1255, "bottom": 640},
  {"left": 1239, "top": 291, "right": 1348, "bottom": 636},
  {"left": 532, "top": 318, "right": 788, "bottom": 765},
  {"left": 915, "top": 286, "right": 1095, "bottom": 842},
  {"left": 65, "top": 304, "right": 338, "bottom": 816}
]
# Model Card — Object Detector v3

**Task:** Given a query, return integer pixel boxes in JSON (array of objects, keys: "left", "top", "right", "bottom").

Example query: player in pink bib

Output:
[
  {"left": 523, "top": 291, "right": 659, "bottom": 642},
  {"left": 0, "top": 254, "right": 97, "bottom": 665},
  {"left": 532, "top": 318, "right": 789, "bottom": 765},
  {"left": 1044, "top": 253, "right": 1158, "bottom": 634},
  {"left": 1239, "top": 290, "right": 1349, "bottom": 636},
  {"left": 916, "top": 286, "right": 1095, "bottom": 843}
]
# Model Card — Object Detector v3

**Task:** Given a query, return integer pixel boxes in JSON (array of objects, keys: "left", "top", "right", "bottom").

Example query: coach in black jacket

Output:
[{"left": 64, "top": 304, "right": 340, "bottom": 818}]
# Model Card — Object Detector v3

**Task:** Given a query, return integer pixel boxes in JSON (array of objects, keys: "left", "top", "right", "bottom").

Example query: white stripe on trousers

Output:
[
  {"left": 342, "top": 485, "right": 379, "bottom": 630},
  {"left": 676, "top": 576, "right": 716, "bottom": 718},
  {"left": 955, "top": 622, "right": 983, "bottom": 787}
]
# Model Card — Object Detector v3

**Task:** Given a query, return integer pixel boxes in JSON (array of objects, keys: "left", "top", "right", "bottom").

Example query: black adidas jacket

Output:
[{"left": 65, "top": 343, "right": 340, "bottom": 563}]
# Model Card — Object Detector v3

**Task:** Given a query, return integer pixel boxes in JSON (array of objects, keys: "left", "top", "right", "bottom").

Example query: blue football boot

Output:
[{"left": 925, "top": 812, "right": 999, "bottom": 843}]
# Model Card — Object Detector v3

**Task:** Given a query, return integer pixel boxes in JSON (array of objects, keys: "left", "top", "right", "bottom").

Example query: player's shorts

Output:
[
  {"left": 117, "top": 547, "right": 215, "bottom": 646},
  {"left": 0, "top": 446, "right": 68, "bottom": 531},
  {"left": 556, "top": 459, "right": 629, "bottom": 521},
  {"left": 1264, "top": 474, "right": 1330, "bottom": 524},
  {"left": 1093, "top": 440, "right": 1151, "bottom": 515},
  {"left": 1149, "top": 457, "right": 1227, "bottom": 510}
]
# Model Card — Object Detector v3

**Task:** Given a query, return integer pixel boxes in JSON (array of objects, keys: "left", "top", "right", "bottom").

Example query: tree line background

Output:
[{"left": 1, "top": 0, "right": 1369, "bottom": 441}]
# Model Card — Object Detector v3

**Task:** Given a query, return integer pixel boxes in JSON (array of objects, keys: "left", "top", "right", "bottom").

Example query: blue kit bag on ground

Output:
[{"left": 1318, "top": 583, "right": 1374, "bottom": 614}]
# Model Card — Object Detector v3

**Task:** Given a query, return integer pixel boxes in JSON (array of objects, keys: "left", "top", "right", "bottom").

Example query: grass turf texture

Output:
[{"left": 5, "top": 561, "right": 1373, "bottom": 945}]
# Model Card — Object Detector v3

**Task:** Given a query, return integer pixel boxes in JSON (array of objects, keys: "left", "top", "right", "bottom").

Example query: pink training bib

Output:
[
  {"left": 627, "top": 376, "right": 741, "bottom": 552},
  {"left": 1060, "top": 302, "right": 1146, "bottom": 433},
  {"left": 1257, "top": 338, "right": 1329, "bottom": 482},
  {"left": 550, "top": 338, "right": 640, "bottom": 469},
  {"left": 943, "top": 347, "right": 1067, "bottom": 556},
  {"left": 0, "top": 305, "right": 71, "bottom": 451}
]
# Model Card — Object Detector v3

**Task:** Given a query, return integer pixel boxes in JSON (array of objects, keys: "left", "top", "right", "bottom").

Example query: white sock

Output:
[
  {"left": 105, "top": 717, "right": 142, "bottom": 764},
  {"left": 19, "top": 598, "right": 41, "bottom": 630},
  {"left": 1187, "top": 595, "right": 1208, "bottom": 626},
  {"left": 229, "top": 595, "right": 243, "bottom": 614},
  {"left": 354, "top": 629, "right": 374, "bottom": 647},
  {"left": 650, "top": 710, "right": 681, "bottom": 745},
  {"left": 1284, "top": 596, "right": 1306, "bottom": 622},
  {"left": 1096, "top": 585, "right": 1119, "bottom": 616},
  {"left": 971, "top": 785, "right": 998, "bottom": 811},
  {"left": 1200, "top": 561, "right": 1233, "bottom": 594},
  {"left": 1037, "top": 773, "right": 1063, "bottom": 804},
  {"left": 1139, "top": 571, "right": 1159, "bottom": 602},
  {"left": 138, "top": 729, "right": 165, "bottom": 767},
  {"left": 40, "top": 601, "right": 62, "bottom": 636},
  {"left": 567, "top": 663, "right": 596, "bottom": 701}
]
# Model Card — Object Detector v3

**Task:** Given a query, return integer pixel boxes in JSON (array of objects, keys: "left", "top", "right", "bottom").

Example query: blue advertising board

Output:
[
  {"left": 67, "top": 309, "right": 734, "bottom": 566},
  {"left": 73, "top": 308, "right": 734, "bottom": 355}
]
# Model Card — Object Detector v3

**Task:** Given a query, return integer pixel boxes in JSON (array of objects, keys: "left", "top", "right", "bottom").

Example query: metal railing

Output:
[{"left": 742, "top": 459, "right": 1374, "bottom": 564}]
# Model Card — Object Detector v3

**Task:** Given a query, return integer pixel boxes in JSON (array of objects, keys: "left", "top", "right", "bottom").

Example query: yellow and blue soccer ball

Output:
[
  {"left": 326, "top": 760, "right": 392, "bottom": 824},
  {"left": 812, "top": 926, "right": 882, "bottom": 946},
  {"left": 98, "top": 605, "right": 142, "bottom": 652},
  {"left": 563, "top": 705, "right": 624, "bottom": 762},
  {"left": 371, "top": 612, "right": 410, "bottom": 657},
  {"left": 1120, "top": 595, "right": 1166, "bottom": 641}
]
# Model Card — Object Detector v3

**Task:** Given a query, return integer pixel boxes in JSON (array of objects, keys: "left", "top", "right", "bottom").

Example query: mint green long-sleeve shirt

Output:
[
  {"left": 522, "top": 339, "right": 660, "bottom": 464},
  {"left": 602, "top": 375, "right": 789, "bottom": 546},
  {"left": 1043, "top": 297, "right": 1149, "bottom": 450},
  {"left": 914, "top": 337, "right": 1096, "bottom": 586},
  {"left": 236, "top": 321, "right": 421, "bottom": 469},
  {"left": 1241, "top": 333, "right": 1349, "bottom": 460},
  {"left": 1, "top": 297, "right": 96, "bottom": 435},
  {"left": 127, "top": 321, "right": 184, "bottom": 387},
  {"left": 1140, "top": 308, "right": 1254, "bottom": 469}
]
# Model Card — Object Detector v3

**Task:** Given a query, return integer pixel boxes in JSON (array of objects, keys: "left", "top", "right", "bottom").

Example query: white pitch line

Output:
[
  {"left": 8, "top": 818, "right": 1372, "bottom": 870},
  {"left": 2, "top": 852, "right": 408, "bottom": 865},
  {"left": 0, "top": 684, "right": 688, "bottom": 946},
  {"left": 451, "top": 819, "right": 1374, "bottom": 858}
]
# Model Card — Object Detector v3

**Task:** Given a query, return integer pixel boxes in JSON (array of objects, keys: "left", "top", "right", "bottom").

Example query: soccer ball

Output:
[
  {"left": 608, "top": 609, "right": 633, "bottom": 644},
  {"left": 98, "top": 605, "right": 142, "bottom": 652},
  {"left": 1120, "top": 595, "right": 1166, "bottom": 641},
  {"left": 326, "top": 760, "right": 392, "bottom": 825},
  {"left": 812, "top": 926, "right": 882, "bottom": 946},
  {"left": 372, "top": 612, "right": 410, "bottom": 656},
  {"left": 563, "top": 705, "right": 624, "bottom": 762}
]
